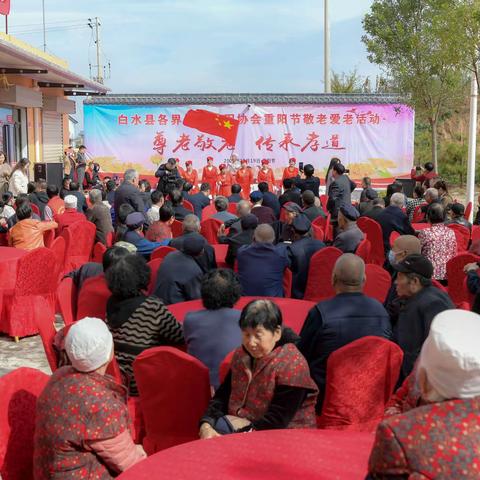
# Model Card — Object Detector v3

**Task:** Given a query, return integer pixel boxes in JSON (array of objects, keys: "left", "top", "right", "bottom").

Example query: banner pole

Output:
[{"left": 5, "top": 15, "right": 8, "bottom": 35}]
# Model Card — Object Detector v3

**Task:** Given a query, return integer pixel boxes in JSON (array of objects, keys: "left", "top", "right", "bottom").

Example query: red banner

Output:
[{"left": 0, "top": 0, "right": 10, "bottom": 16}]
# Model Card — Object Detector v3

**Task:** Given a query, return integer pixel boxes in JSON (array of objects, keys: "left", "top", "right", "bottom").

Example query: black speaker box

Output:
[
  {"left": 33, "top": 163, "right": 63, "bottom": 189},
  {"left": 395, "top": 178, "right": 415, "bottom": 198}
]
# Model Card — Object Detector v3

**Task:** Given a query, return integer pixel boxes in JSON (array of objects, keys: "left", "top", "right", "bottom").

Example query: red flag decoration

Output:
[
  {"left": 183, "top": 109, "right": 239, "bottom": 146},
  {"left": 0, "top": 0, "right": 10, "bottom": 16}
]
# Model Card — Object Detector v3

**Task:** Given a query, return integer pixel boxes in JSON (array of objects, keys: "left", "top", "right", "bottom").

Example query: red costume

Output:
[
  {"left": 202, "top": 158, "right": 218, "bottom": 196},
  {"left": 282, "top": 158, "right": 299, "bottom": 182},
  {"left": 257, "top": 160, "right": 276, "bottom": 192},
  {"left": 235, "top": 161, "right": 254, "bottom": 199},
  {"left": 217, "top": 165, "right": 233, "bottom": 197},
  {"left": 183, "top": 161, "right": 199, "bottom": 193}
]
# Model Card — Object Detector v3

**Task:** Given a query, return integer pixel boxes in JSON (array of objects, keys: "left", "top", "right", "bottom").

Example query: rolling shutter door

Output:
[{"left": 42, "top": 111, "right": 63, "bottom": 163}]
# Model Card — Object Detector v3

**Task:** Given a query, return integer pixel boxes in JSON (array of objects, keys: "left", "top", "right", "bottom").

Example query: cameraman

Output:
[
  {"left": 155, "top": 157, "right": 182, "bottom": 195},
  {"left": 410, "top": 162, "right": 437, "bottom": 188},
  {"left": 294, "top": 163, "right": 320, "bottom": 197}
]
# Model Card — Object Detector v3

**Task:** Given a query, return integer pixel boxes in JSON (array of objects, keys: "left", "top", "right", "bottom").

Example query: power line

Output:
[
  {"left": 10, "top": 18, "right": 91, "bottom": 28},
  {"left": 10, "top": 24, "right": 89, "bottom": 35}
]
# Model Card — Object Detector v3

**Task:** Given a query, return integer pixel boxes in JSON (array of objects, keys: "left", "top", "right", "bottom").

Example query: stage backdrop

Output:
[{"left": 84, "top": 103, "right": 414, "bottom": 181}]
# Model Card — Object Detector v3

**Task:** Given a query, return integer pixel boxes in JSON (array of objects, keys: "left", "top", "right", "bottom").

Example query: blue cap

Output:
[
  {"left": 292, "top": 215, "right": 311, "bottom": 234},
  {"left": 340, "top": 204, "right": 359, "bottom": 221},
  {"left": 125, "top": 212, "right": 145, "bottom": 229},
  {"left": 250, "top": 191, "right": 263, "bottom": 202}
]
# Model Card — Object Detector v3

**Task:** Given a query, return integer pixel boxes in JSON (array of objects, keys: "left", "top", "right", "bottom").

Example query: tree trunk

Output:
[{"left": 431, "top": 119, "right": 438, "bottom": 173}]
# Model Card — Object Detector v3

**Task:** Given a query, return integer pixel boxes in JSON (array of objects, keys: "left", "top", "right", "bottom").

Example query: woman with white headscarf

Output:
[
  {"left": 34, "top": 317, "right": 146, "bottom": 479},
  {"left": 368, "top": 309, "right": 480, "bottom": 479}
]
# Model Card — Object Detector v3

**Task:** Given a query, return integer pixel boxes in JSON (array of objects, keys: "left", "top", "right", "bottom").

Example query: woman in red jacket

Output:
[
  {"left": 217, "top": 164, "right": 233, "bottom": 197},
  {"left": 282, "top": 157, "right": 299, "bottom": 183},
  {"left": 257, "top": 159, "right": 276, "bottom": 193},
  {"left": 202, "top": 156, "right": 218, "bottom": 196},
  {"left": 235, "top": 159, "right": 253, "bottom": 199},
  {"left": 183, "top": 160, "right": 199, "bottom": 193}
]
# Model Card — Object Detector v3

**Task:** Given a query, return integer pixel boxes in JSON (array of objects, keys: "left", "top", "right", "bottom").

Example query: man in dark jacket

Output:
[
  {"left": 258, "top": 182, "right": 280, "bottom": 218},
  {"left": 169, "top": 189, "right": 191, "bottom": 221},
  {"left": 227, "top": 184, "right": 243, "bottom": 203},
  {"left": 186, "top": 182, "right": 211, "bottom": 218},
  {"left": 29, "top": 180, "right": 49, "bottom": 219},
  {"left": 113, "top": 169, "right": 145, "bottom": 222},
  {"left": 287, "top": 215, "right": 325, "bottom": 299},
  {"left": 250, "top": 191, "right": 276, "bottom": 225},
  {"left": 279, "top": 178, "right": 302, "bottom": 207},
  {"left": 302, "top": 190, "right": 326, "bottom": 222},
  {"left": 358, "top": 187, "right": 378, "bottom": 215},
  {"left": 332, "top": 205, "right": 364, "bottom": 254},
  {"left": 377, "top": 192, "right": 416, "bottom": 252},
  {"left": 327, "top": 163, "right": 356, "bottom": 222},
  {"left": 362, "top": 197, "right": 385, "bottom": 220},
  {"left": 154, "top": 234, "right": 207, "bottom": 304},
  {"left": 155, "top": 157, "right": 182, "bottom": 195},
  {"left": 393, "top": 254, "right": 454, "bottom": 381},
  {"left": 298, "top": 253, "right": 392, "bottom": 411},
  {"left": 295, "top": 164, "right": 321, "bottom": 197},
  {"left": 68, "top": 182, "right": 88, "bottom": 213},
  {"left": 86, "top": 188, "right": 114, "bottom": 245}
]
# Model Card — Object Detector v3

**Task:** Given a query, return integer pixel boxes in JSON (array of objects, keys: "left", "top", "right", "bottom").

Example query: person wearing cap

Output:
[
  {"left": 257, "top": 159, "right": 276, "bottom": 193},
  {"left": 445, "top": 202, "right": 471, "bottom": 230},
  {"left": 326, "top": 163, "right": 356, "bottom": 226},
  {"left": 217, "top": 164, "right": 233, "bottom": 197},
  {"left": 276, "top": 201, "right": 303, "bottom": 242},
  {"left": 202, "top": 156, "right": 218, "bottom": 196},
  {"left": 362, "top": 197, "right": 385, "bottom": 221},
  {"left": 227, "top": 184, "right": 243, "bottom": 203},
  {"left": 54, "top": 194, "right": 86, "bottom": 235},
  {"left": 302, "top": 190, "right": 326, "bottom": 222},
  {"left": 392, "top": 253, "right": 454, "bottom": 380},
  {"left": 295, "top": 164, "right": 321, "bottom": 198},
  {"left": 155, "top": 158, "right": 182, "bottom": 195},
  {"left": 235, "top": 159, "right": 253, "bottom": 199},
  {"left": 237, "top": 224, "right": 290, "bottom": 297},
  {"left": 122, "top": 211, "right": 170, "bottom": 259},
  {"left": 287, "top": 215, "right": 325, "bottom": 299},
  {"left": 279, "top": 177, "right": 302, "bottom": 208},
  {"left": 332, "top": 204, "right": 364, "bottom": 254},
  {"left": 106, "top": 255, "right": 184, "bottom": 396},
  {"left": 249, "top": 190, "right": 276, "bottom": 225},
  {"left": 34, "top": 317, "right": 146, "bottom": 478},
  {"left": 358, "top": 187, "right": 378, "bottom": 215},
  {"left": 377, "top": 192, "right": 415, "bottom": 252},
  {"left": 183, "top": 160, "right": 199, "bottom": 193},
  {"left": 418, "top": 203, "right": 457, "bottom": 281},
  {"left": 298, "top": 254, "right": 392, "bottom": 412},
  {"left": 154, "top": 233, "right": 209, "bottom": 304},
  {"left": 218, "top": 213, "right": 258, "bottom": 267},
  {"left": 212, "top": 195, "right": 237, "bottom": 223},
  {"left": 282, "top": 157, "right": 299, "bottom": 183},
  {"left": 368, "top": 310, "right": 480, "bottom": 479}
]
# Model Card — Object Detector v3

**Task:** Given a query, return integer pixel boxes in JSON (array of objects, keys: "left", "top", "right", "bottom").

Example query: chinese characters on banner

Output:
[{"left": 84, "top": 103, "right": 414, "bottom": 180}]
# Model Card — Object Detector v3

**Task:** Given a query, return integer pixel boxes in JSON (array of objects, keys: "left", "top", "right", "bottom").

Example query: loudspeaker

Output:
[
  {"left": 33, "top": 162, "right": 63, "bottom": 189},
  {"left": 395, "top": 178, "right": 415, "bottom": 198}
]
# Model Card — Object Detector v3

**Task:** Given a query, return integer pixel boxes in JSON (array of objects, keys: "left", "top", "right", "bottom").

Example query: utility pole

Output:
[
  {"left": 324, "top": 0, "right": 331, "bottom": 93},
  {"left": 88, "top": 17, "right": 103, "bottom": 84},
  {"left": 42, "top": 0, "right": 46, "bottom": 52},
  {"left": 467, "top": 71, "right": 478, "bottom": 222}
]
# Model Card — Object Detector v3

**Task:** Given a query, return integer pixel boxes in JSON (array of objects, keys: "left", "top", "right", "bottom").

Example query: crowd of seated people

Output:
[{"left": 2, "top": 158, "right": 480, "bottom": 478}]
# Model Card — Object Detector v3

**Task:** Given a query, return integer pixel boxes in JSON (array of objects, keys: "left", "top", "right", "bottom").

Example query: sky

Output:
[{"left": 6, "top": 0, "right": 380, "bottom": 95}]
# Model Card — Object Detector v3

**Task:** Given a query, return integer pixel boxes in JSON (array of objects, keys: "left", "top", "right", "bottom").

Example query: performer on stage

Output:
[
  {"left": 217, "top": 164, "right": 233, "bottom": 197},
  {"left": 175, "top": 158, "right": 186, "bottom": 179},
  {"left": 228, "top": 153, "right": 241, "bottom": 174},
  {"left": 257, "top": 159, "right": 276, "bottom": 193},
  {"left": 183, "top": 160, "right": 199, "bottom": 193},
  {"left": 202, "top": 156, "right": 218, "bottom": 196},
  {"left": 235, "top": 159, "right": 253, "bottom": 199},
  {"left": 282, "top": 157, "right": 299, "bottom": 182}
]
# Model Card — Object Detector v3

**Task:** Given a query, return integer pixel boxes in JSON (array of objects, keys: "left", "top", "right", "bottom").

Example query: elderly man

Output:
[
  {"left": 419, "top": 187, "right": 440, "bottom": 220},
  {"left": 258, "top": 182, "right": 280, "bottom": 218},
  {"left": 237, "top": 224, "right": 290, "bottom": 297},
  {"left": 68, "top": 181, "right": 87, "bottom": 212},
  {"left": 55, "top": 194, "right": 86, "bottom": 235},
  {"left": 302, "top": 190, "right": 326, "bottom": 222},
  {"left": 34, "top": 317, "right": 146, "bottom": 477},
  {"left": 145, "top": 190, "right": 164, "bottom": 225},
  {"left": 211, "top": 196, "right": 237, "bottom": 223},
  {"left": 224, "top": 199, "right": 251, "bottom": 236},
  {"left": 377, "top": 192, "right": 415, "bottom": 252},
  {"left": 187, "top": 182, "right": 211, "bottom": 218},
  {"left": 276, "top": 201, "right": 303, "bottom": 242},
  {"left": 250, "top": 191, "right": 276, "bottom": 225},
  {"left": 392, "top": 254, "right": 454, "bottom": 381},
  {"left": 298, "top": 254, "right": 392, "bottom": 411},
  {"left": 332, "top": 204, "right": 364, "bottom": 253},
  {"left": 362, "top": 197, "right": 385, "bottom": 220},
  {"left": 287, "top": 215, "right": 325, "bottom": 299},
  {"left": 358, "top": 187, "right": 378, "bottom": 215},
  {"left": 227, "top": 184, "right": 243, "bottom": 203},
  {"left": 122, "top": 212, "right": 169, "bottom": 259},
  {"left": 113, "top": 169, "right": 145, "bottom": 222},
  {"left": 87, "top": 188, "right": 114, "bottom": 245},
  {"left": 154, "top": 235, "right": 208, "bottom": 304},
  {"left": 279, "top": 177, "right": 302, "bottom": 207},
  {"left": 368, "top": 309, "right": 480, "bottom": 478}
]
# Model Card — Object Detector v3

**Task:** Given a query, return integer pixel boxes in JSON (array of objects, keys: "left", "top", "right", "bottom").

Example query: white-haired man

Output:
[{"left": 55, "top": 194, "right": 86, "bottom": 235}]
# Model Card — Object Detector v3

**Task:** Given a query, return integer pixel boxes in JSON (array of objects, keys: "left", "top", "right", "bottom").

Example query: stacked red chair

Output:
[
  {"left": 147, "top": 257, "right": 165, "bottom": 294},
  {"left": 0, "top": 367, "right": 50, "bottom": 480},
  {"left": 49, "top": 235, "right": 66, "bottom": 281},
  {"left": 355, "top": 238, "right": 371, "bottom": 263},
  {"left": 36, "top": 313, "right": 58, "bottom": 372},
  {"left": 363, "top": 264, "right": 391, "bottom": 303},
  {"left": 201, "top": 203, "right": 216, "bottom": 221},
  {"left": 318, "top": 336, "right": 403, "bottom": 431},
  {"left": 133, "top": 347, "right": 211, "bottom": 454},
  {"left": 56, "top": 277, "right": 77, "bottom": 326},
  {"left": 61, "top": 221, "right": 96, "bottom": 273},
  {"left": 76, "top": 275, "right": 110, "bottom": 321},
  {"left": 200, "top": 218, "right": 222, "bottom": 244},
  {"left": 312, "top": 214, "right": 333, "bottom": 242}
]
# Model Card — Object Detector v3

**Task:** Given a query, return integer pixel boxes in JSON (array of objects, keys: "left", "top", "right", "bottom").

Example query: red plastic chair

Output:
[
  {"left": 92, "top": 241, "right": 107, "bottom": 263},
  {"left": 227, "top": 202, "right": 237, "bottom": 214},
  {"left": 183, "top": 200, "right": 194, "bottom": 213},
  {"left": 36, "top": 313, "right": 58, "bottom": 371},
  {"left": 472, "top": 225, "right": 480, "bottom": 244},
  {"left": 30, "top": 202, "right": 40, "bottom": 217},
  {"left": 355, "top": 239, "right": 371, "bottom": 263},
  {"left": 319, "top": 194, "right": 328, "bottom": 212},
  {"left": 76, "top": 275, "right": 110, "bottom": 321},
  {"left": 357, "top": 217, "right": 384, "bottom": 266},
  {"left": 318, "top": 337, "right": 403, "bottom": 431},
  {"left": 200, "top": 218, "right": 222, "bottom": 244},
  {"left": 212, "top": 243, "right": 228, "bottom": 268},
  {"left": 49, "top": 235, "right": 66, "bottom": 279},
  {"left": 313, "top": 214, "right": 333, "bottom": 242},
  {"left": 412, "top": 204, "right": 427, "bottom": 223},
  {"left": 43, "top": 228, "right": 55, "bottom": 248},
  {"left": 283, "top": 268, "right": 293, "bottom": 298},
  {"left": 304, "top": 247, "right": 343, "bottom": 302},
  {"left": 218, "top": 350, "right": 235, "bottom": 385},
  {"left": 105, "top": 231, "right": 114, "bottom": 247},
  {"left": 62, "top": 221, "right": 96, "bottom": 273},
  {"left": 446, "top": 223, "right": 470, "bottom": 252},
  {"left": 312, "top": 224, "right": 324, "bottom": 241},
  {"left": 57, "top": 277, "right": 77, "bottom": 326},
  {"left": 147, "top": 257, "right": 165, "bottom": 295},
  {"left": 389, "top": 231, "right": 401, "bottom": 248},
  {"left": 364, "top": 264, "right": 391, "bottom": 303},
  {"left": 0, "top": 367, "right": 50, "bottom": 480},
  {"left": 201, "top": 203, "right": 217, "bottom": 221},
  {"left": 171, "top": 219, "right": 183, "bottom": 238},
  {"left": 431, "top": 278, "right": 448, "bottom": 294},
  {"left": 0, "top": 248, "right": 57, "bottom": 339},
  {"left": 151, "top": 246, "right": 176, "bottom": 261},
  {"left": 446, "top": 253, "right": 480, "bottom": 306},
  {"left": 465, "top": 201, "right": 473, "bottom": 220},
  {"left": 133, "top": 347, "right": 211, "bottom": 454}
]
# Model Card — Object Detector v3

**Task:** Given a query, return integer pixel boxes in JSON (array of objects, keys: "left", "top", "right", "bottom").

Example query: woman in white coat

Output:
[{"left": 8, "top": 158, "right": 29, "bottom": 197}]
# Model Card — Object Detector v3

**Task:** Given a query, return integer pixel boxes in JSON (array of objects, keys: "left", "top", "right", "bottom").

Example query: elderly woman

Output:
[
  {"left": 105, "top": 254, "right": 184, "bottom": 396},
  {"left": 368, "top": 309, "right": 480, "bottom": 478},
  {"left": 34, "top": 317, "right": 146, "bottom": 479},
  {"left": 199, "top": 299, "right": 318, "bottom": 438}
]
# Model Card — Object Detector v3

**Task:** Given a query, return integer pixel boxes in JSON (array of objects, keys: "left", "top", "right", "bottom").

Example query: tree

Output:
[
  {"left": 362, "top": 0, "right": 467, "bottom": 171},
  {"left": 330, "top": 70, "right": 365, "bottom": 93}
]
